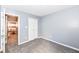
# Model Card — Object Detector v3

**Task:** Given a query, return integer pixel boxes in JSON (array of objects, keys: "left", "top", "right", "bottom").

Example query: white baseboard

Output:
[
  {"left": 38, "top": 36, "right": 79, "bottom": 51},
  {"left": 18, "top": 36, "right": 79, "bottom": 51},
  {"left": 19, "top": 39, "right": 34, "bottom": 45},
  {"left": 19, "top": 41, "right": 27, "bottom": 45}
]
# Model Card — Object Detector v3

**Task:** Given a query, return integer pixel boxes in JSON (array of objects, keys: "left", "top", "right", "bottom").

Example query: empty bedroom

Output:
[{"left": 0, "top": 5, "right": 79, "bottom": 53}]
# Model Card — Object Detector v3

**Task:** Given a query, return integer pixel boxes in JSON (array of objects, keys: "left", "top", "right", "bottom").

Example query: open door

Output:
[{"left": 5, "top": 14, "right": 18, "bottom": 48}]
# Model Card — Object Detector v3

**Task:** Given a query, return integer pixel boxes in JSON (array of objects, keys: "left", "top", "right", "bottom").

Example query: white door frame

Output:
[
  {"left": 5, "top": 13, "right": 20, "bottom": 46},
  {"left": 1, "top": 11, "right": 5, "bottom": 53}
]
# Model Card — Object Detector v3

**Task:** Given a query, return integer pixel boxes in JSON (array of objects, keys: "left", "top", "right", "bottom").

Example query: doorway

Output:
[{"left": 5, "top": 14, "right": 18, "bottom": 48}]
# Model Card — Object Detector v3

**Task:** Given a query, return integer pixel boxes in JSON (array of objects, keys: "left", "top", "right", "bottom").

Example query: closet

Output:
[{"left": 5, "top": 14, "right": 18, "bottom": 47}]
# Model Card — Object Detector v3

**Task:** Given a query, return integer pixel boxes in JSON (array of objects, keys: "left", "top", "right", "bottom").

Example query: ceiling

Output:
[{"left": 2, "top": 5, "right": 75, "bottom": 17}]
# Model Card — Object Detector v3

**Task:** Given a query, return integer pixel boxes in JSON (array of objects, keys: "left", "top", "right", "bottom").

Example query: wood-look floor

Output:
[{"left": 5, "top": 38, "right": 79, "bottom": 53}]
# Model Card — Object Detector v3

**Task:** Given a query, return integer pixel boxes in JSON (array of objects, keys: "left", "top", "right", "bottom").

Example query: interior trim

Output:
[
  {"left": 19, "top": 39, "right": 33, "bottom": 45},
  {"left": 5, "top": 12, "right": 20, "bottom": 45},
  {"left": 38, "top": 36, "right": 79, "bottom": 52}
]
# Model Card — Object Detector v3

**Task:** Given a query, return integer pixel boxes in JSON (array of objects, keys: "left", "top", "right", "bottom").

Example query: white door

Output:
[{"left": 28, "top": 17, "right": 38, "bottom": 41}]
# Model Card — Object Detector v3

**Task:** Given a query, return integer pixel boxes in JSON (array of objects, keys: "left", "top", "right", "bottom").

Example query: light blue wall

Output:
[
  {"left": 39, "top": 6, "right": 79, "bottom": 49},
  {"left": 3, "top": 7, "right": 39, "bottom": 44},
  {"left": 5, "top": 8, "right": 28, "bottom": 44}
]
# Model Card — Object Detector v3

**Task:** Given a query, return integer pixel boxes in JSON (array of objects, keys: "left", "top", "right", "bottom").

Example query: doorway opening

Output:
[{"left": 5, "top": 14, "right": 18, "bottom": 50}]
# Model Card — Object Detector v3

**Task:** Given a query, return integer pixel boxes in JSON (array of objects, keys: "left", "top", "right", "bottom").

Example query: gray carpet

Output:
[{"left": 5, "top": 38, "right": 79, "bottom": 53}]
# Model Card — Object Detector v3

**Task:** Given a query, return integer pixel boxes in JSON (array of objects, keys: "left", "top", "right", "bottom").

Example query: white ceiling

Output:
[{"left": 2, "top": 5, "right": 75, "bottom": 17}]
